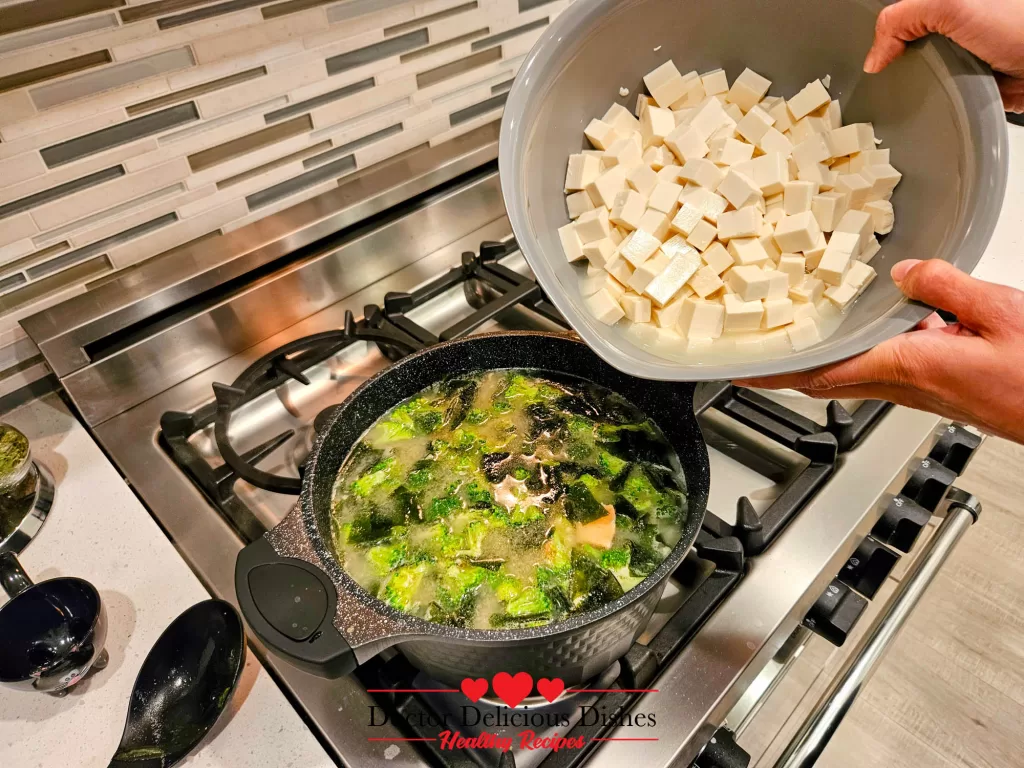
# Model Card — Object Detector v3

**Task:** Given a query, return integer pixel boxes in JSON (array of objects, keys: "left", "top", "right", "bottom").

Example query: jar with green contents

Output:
[{"left": 0, "top": 424, "right": 44, "bottom": 550}]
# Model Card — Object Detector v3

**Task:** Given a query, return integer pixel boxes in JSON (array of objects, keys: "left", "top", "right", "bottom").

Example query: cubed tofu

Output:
[
  {"left": 567, "top": 189, "right": 597, "bottom": 220},
  {"left": 766, "top": 270, "right": 790, "bottom": 300},
  {"left": 759, "top": 228, "right": 781, "bottom": 262},
  {"left": 575, "top": 207, "right": 612, "bottom": 243},
  {"left": 777, "top": 253, "right": 806, "bottom": 284},
  {"left": 602, "top": 102, "right": 641, "bottom": 137},
  {"left": 826, "top": 99, "right": 842, "bottom": 129},
  {"left": 678, "top": 297, "right": 726, "bottom": 339},
  {"left": 640, "top": 106, "right": 676, "bottom": 148},
  {"left": 816, "top": 231, "right": 859, "bottom": 285},
  {"left": 638, "top": 208, "right": 672, "bottom": 240},
  {"left": 773, "top": 211, "right": 822, "bottom": 252},
  {"left": 791, "top": 300, "right": 820, "bottom": 324},
  {"left": 680, "top": 158, "right": 726, "bottom": 190},
  {"left": 688, "top": 97, "right": 733, "bottom": 141},
  {"left": 580, "top": 270, "right": 623, "bottom": 297},
  {"left": 834, "top": 209, "right": 873, "bottom": 254},
  {"left": 628, "top": 250, "right": 670, "bottom": 293},
  {"left": 723, "top": 293, "right": 764, "bottom": 331},
  {"left": 798, "top": 161, "right": 833, "bottom": 191},
  {"left": 736, "top": 105, "right": 775, "bottom": 144},
  {"left": 746, "top": 151, "right": 790, "bottom": 196},
  {"left": 726, "top": 264, "right": 771, "bottom": 301},
  {"left": 727, "top": 236, "right": 771, "bottom": 267},
  {"left": 620, "top": 292, "right": 653, "bottom": 322},
  {"left": 603, "top": 133, "right": 643, "bottom": 169},
  {"left": 802, "top": 231, "right": 828, "bottom": 270},
  {"left": 846, "top": 259, "right": 877, "bottom": 289},
  {"left": 783, "top": 181, "right": 816, "bottom": 215},
  {"left": 701, "top": 68, "right": 730, "bottom": 96},
  {"left": 760, "top": 127, "right": 794, "bottom": 156},
  {"left": 792, "top": 134, "right": 833, "bottom": 171},
  {"left": 586, "top": 164, "right": 629, "bottom": 208},
  {"left": 788, "top": 79, "right": 831, "bottom": 120},
  {"left": 718, "top": 206, "right": 764, "bottom": 240},
  {"left": 641, "top": 145, "right": 675, "bottom": 171},
  {"left": 670, "top": 203, "right": 705, "bottom": 237},
  {"left": 718, "top": 169, "right": 764, "bottom": 210},
  {"left": 860, "top": 163, "right": 902, "bottom": 199},
  {"left": 582, "top": 237, "right": 617, "bottom": 268},
  {"left": 635, "top": 93, "right": 653, "bottom": 118},
  {"left": 565, "top": 153, "right": 602, "bottom": 191},
  {"left": 669, "top": 71, "right": 706, "bottom": 109},
  {"left": 686, "top": 219, "right": 718, "bottom": 251},
  {"left": 811, "top": 190, "right": 849, "bottom": 232},
  {"left": 664, "top": 124, "right": 710, "bottom": 163},
  {"left": 585, "top": 118, "right": 620, "bottom": 150},
  {"left": 765, "top": 207, "right": 786, "bottom": 225},
  {"left": 657, "top": 164, "right": 684, "bottom": 182},
  {"left": 605, "top": 251, "right": 635, "bottom": 284},
  {"left": 862, "top": 199, "right": 894, "bottom": 234},
  {"left": 654, "top": 296, "right": 686, "bottom": 328},
  {"left": 558, "top": 222, "right": 584, "bottom": 262},
  {"left": 849, "top": 149, "right": 890, "bottom": 173},
  {"left": 701, "top": 241, "right": 734, "bottom": 274},
  {"left": 717, "top": 137, "right": 755, "bottom": 166},
  {"left": 859, "top": 235, "right": 881, "bottom": 263},
  {"left": 680, "top": 186, "right": 729, "bottom": 223},
  {"left": 688, "top": 264, "right": 725, "bottom": 298},
  {"left": 626, "top": 163, "right": 659, "bottom": 197},
  {"left": 587, "top": 288, "right": 626, "bottom": 324},
  {"left": 831, "top": 156, "right": 851, "bottom": 175},
  {"left": 619, "top": 228, "right": 662, "bottom": 267},
  {"left": 610, "top": 189, "right": 647, "bottom": 231},
  {"left": 767, "top": 98, "right": 793, "bottom": 132},
  {"left": 727, "top": 67, "right": 772, "bottom": 112},
  {"left": 786, "top": 316, "right": 821, "bottom": 350},
  {"left": 834, "top": 173, "right": 872, "bottom": 209},
  {"left": 829, "top": 123, "right": 876, "bottom": 156},
  {"left": 762, "top": 297, "right": 795, "bottom": 328},
  {"left": 644, "top": 60, "right": 690, "bottom": 107},
  {"left": 648, "top": 181, "right": 684, "bottom": 214},
  {"left": 789, "top": 276, "right": 825, "bottom": 303},
  {"left": 645, "top": 247, "right": 703, "bottom": 306}
]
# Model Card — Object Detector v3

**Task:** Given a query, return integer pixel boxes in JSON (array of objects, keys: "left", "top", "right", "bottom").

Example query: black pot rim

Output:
[{"left": 298, "top": 331, "right": 708, "bottom": 644}]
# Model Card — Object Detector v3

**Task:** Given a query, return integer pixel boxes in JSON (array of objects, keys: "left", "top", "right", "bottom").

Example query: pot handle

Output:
[
  {"left": 235, "top": 537, "right": 356, "bottom": 678},
  {"left": 0, "top": 551, "right": 33, "bottom": 598}
]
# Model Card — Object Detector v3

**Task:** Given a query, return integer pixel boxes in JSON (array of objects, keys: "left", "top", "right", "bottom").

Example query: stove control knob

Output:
[
  {"left": 900, "top": 457, "right": 957, "bottom": 512},
  {"left": 871, "top": 494, "right": 932, "bottom": 552},
  {"left": 803, "top": 579, "right": 868, "bottom": 647},
  {"left": 838, "top": 537, "right": 900, "bottom": 598},
  {"left": 928, "top": 422, "right": 982, "bottom": 475}
]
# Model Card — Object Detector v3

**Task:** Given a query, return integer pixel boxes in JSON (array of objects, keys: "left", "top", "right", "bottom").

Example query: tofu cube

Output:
[
  {"left": 686, "top": 219, "right": 718, "bottom": 251},
  {"left": 640, "top": 106, "right": 676, "bottom": 148},
  {"left": 823, "top": 281, "right": 858, "bottom": 309},
  {"left": 811, "top": 191, "right": 849, "bottom": 232},
  {"left": 767, "top": 98, "right": 793, "bottom": 132},
  {"left": 586, "top": 164, "right": 629, "bottom": 208},
  {"left": 664, "top": 124, "right": 710, "bottom": 163},
  {"left": 831, "top": 156, "right": 851, "bottom": 175},
  {"left": 619, "top": 228, "right": 662, "bottom": 267},
  {"left": 773, "top": 211, "right": 822, "bottom": 253},
  {"left": 701, "top": 241, "right": 734, "bottom": 274},
  {"left": 628, "top": 250, "right": 670, "bottom": 293},
  {"left": 585, "top": 118, "right": 620, "bottom": 150},
  {"left": 783, "top": 181, "right": 816, "bottom": 215},
  {"left": 765, "top": 192, "right": 784, "bottom": 211},
  {"left": 620, "top": 292, "right": 653, "bottom": 322},
  {"left": 657, "top": 164, "right": 684, "bottom": 182},
  {"left": 862, "top": 199, "right": 894, "bottom": 234},
  {"left": 826, "top": 99, "right": 842, "bottom": 129},
  {"left": 726, "top": 67, "right": 772, "bottom": 112},
  {"left": 680, "top": 158, "right": 726, "bottom": 190},
  {"left": 644, "top": 60, "right": 690, "bottom": 107},
  {"left": 680, "top": 186, "right": 729, "bottom": 223},
  {"left": 726, "top": 264, "right": 771, "bottom": 301},
  {"left": 860, "top": 163, "right": 902, "bottom": 199},
  {"left": 727, "top": 236, "right": 771, "bottom": 267},
  {"left": 789, "top": 276, "right": 825, "bottom": 303},
  {"left": 798, "top": 161, "right": 833, "bottom": 191},
  {"left": 603, "top": 133, "right": 643, "bottom": 169},
  {"left": 786, "top": 316, "right": 821, "bottom": 350},
  {"left": 648, "top": 181, "right": 684, "bottom": 214},
  {"left": 678, "top": 298, "right": 726, "bottom": 339},
  {"left": 802, "top": 230, "right": 828, "bottom": 270},
  {"left": 688, "top": 97, "right": 733, "bottom": 141},
  {"left": 645, "top": 247, "right": 703, "bottom": 306},
  {"left": 834, "top": 209, "right": 873, "bottom": 254},
  {"left": 835, "top": 173, "right": 873, "bottom": 209},
  {"left": 587, "top": 288, "right": 626, "bottom": 325},
  {"left": 606, "top": 251, "right": 635, "bottom": 284},
  {"left": 610, "top": 189, "right": 647, "bottom": 231},
  {"left": 762, "top": 297, "right": 795, "bottom": 328},
  {"left": 567, "top": 189, "right": 596, "bottom": 220},
  {"left": 602, "top": 103, "right": 641, "bottom": 137},
  {"left": 701, "top": 68, "right": 730, "bottom": 96},
  {"left": 777, "top": 253, "right": 806, "bottom": 284},
  {"left": 558, "top": 222, "right": 584, "bottom": 262},
  {"left": 565, "top": 153, "right": 602, "bottom": 190},
  {"left": 736, "top": 105, "right": 775, "bottom": 144},
  {"left": 582, "top": 237, "right": 617, "bottom": 269},
  {"left": 859, "top": 235, "right": 881, "bottom": 263},
  {"left": 718, "top": 169, "right": 764, "bottom": 210},
  {"left": 787, "top": 79, "right": 831, "bottom": 120},
  {"left": 723, "top": 293, "right": 765, "bottom": 331},
  {"left": 759, "top": 228, "right": 781, "bottom": 262},
  {"left": 688, "top": 264, "right": 725, "bottom": 298},
  {"left": 816, "top": 231, "right": 859, "bottom": 285},
  {"left": 792, "top": 134, "right": 833, "bottom": 172},
  {"left": 654, "top": 296, "right": 686, "bottom": 328},
  {"left": 635, "top": 94, "right": 653, "bottom": 118},
  {"left": 829, "top": 123, "right": 876, "bottom": 156},
  {"left": 574, "top": 207, "right": 611, "bottom": 243},
  {"left": 749, "top": 151, "right": 790, "bottom": 196},
  {"left": 759, "top": 127, "right": 793, "bottom": 156},
  {"left": 580, "top": 270, "right": 622, "bottom": 297},
  {"left": 763, "top": 271, "right": 788, "bottom": 301},
  {"left": 670, "top": 203, "right": 704, "bottom": 236},
  {"left": 638, "top": 208, "right": 672, "bottom": 240},
  {"left": 849, "top": 149, "right": 890, "bottom": 173},
  {"left": 669, "top": 71, "right": 706, "bottom": 109},
  {"left": 717, "top": 206, "right": 764, "bottom": 240},
  {"left": 846, "top": 259, "right": 877, "bottom": 289},
  {"left": 641, "top": 145, "right": 675, "bottom": 171},
  {"left": 765, "top": 207, "right": 785, "bottom": 225},
  {"left": 626, "top": 163, "right": 659, "bottom": 198},
  {"left": 792, "top": 300, "right": 820, "bottom": 324},
  {"left": 716, "top": 137, "right": 755, "bottom": 166}
]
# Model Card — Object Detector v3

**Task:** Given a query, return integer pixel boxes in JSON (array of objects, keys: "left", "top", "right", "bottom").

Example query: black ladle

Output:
[{"left": 109, "top": 599, "right": 246, "bottom": 768}]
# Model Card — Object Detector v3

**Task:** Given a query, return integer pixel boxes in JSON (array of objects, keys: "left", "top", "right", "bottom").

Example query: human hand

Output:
[
  {"left": 735, "top": 260, "right": 1024, "bottom": 445},
  {"left": 863, "top": 0, "right": 1024, "bottom": 112}
]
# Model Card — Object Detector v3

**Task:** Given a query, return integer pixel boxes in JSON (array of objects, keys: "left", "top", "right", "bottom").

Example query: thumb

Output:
[
  {"left": 891, "top": 258, "right": 1010, "bottom": 337},
  {"left": 864, "top": 0, "right": 957, "bottom": 73}
]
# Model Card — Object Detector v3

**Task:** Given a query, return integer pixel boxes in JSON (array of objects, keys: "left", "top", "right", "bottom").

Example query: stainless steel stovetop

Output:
[{"left": 19, "top": 126, "right": 981, "bottom": 768}]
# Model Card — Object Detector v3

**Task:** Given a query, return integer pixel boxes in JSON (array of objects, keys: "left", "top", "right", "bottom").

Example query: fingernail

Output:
[
  {"left": 863, "top": 51, "right": 880, "bottom": 73},
  {"left": 890, "top": 259, "right": 921, "bottom": 284}
]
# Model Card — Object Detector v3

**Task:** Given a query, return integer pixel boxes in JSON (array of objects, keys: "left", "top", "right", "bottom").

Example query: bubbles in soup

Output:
[{"left": 330, "top": 369, "right": 688, "bottom": 629}]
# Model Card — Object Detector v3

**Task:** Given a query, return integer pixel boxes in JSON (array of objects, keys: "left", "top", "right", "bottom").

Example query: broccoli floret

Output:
[
  {"left": 502, "top": 373, "right": 542, "bottom": 402},
  {"left": 569, "top": 550, "right": 624, "bottom": 612},
  {"left": 627, "top": 538, "right": 662, "bottom": 577},
  {"left": 620, "top": 466, "right": 664, "bottom": 515},
  {"left": 347, "top": 508, "right": 401, "bottom": 544},
  {"left": 423, "top": 494, "right": 461, "bottom": 522},
  {"left": 567, "top": 416, "right": 594, "bottom": 439},
  {"left": 491, "top": 574, "right": 524, "bottom": 603},
  {"left": 505, "top": 586, "right": 551, "bottom": 617},
  {"left": 600, "top": 548, "right": 630, "bottom": 570},
  {"left": 597, "top": 451, "right": 627, "bottom": 478},
  {"left": 563, "top": 480, "right": 607, "bottom": 524},
  {"left": 465, "top": 480, "right": 493, "bottom": 507},
  {"left": 379, "top": 563, "right": 429, "bottom": 612},
  {"left": 510, "top": 505, "right": 544, "bottom": 526},
  {"left": 367, "top": 542, "right": 407, "bottom": 575},
  {"left": 465, "top": 408, "right": 488, "bottom": 425},
  {"left": 512, "top": 467, "right": 530, "bottom": 481},
  {"left": 350, "top": 457, "right": 400, "bottom": 497},
  {"left": 406, "top": 466, "right": 432, "bottom": 491},
  {"left": 491, "top": 398, "right": 512, "bottom": 414}
]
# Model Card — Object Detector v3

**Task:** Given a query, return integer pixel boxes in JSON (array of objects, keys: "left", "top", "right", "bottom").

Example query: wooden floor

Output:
[{"left": 737, "top": 436, "right": 1024, "bottom": 768}]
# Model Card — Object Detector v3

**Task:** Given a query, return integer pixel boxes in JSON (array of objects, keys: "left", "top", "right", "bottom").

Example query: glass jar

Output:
[{"left": 0, "top": 424, "right": 39, "bottom": 544}]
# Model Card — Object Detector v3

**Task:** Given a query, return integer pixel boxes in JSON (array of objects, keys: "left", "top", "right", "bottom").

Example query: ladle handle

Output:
[{"left": 0, "top": 551, "right": 33, "bottom": 597}]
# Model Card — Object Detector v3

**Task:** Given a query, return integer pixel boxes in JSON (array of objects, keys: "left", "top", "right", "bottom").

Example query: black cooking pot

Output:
[{"left": 235, "top": 332, "right": 709, "bottom": 687}]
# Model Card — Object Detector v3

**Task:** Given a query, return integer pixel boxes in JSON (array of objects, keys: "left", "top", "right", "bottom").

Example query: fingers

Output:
[
  {"left": 863, "top": 0, "right": 958, "bottom": 73},
  {"left": 997, "top": 74, "right": 1024, "bottom": 113},
  {"left": 891, "top": 259, "right": 1017, "bottom": 336},
  {"left": 915, "top": 312, "right": 946, "bottom": 331}
]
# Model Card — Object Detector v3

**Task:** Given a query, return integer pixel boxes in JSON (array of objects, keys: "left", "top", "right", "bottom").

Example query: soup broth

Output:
[{"left": 330, "top": 369, "right": 688, "bottom": 630}]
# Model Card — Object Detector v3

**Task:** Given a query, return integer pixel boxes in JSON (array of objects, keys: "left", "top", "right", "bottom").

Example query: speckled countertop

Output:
[{"left": 0, "top": 394, "right": 335, "bottom": 768}]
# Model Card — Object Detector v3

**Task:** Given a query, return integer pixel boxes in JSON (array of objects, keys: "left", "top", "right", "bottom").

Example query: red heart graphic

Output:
[
  {"left": 536, "top": 677, "right": 565, "bottom": 703},
  {"left": 491, "top": 671, "right": 533, "bottom": 708},
  {"left": 460, "top": 677, "right": 488, "bottom": 702}
]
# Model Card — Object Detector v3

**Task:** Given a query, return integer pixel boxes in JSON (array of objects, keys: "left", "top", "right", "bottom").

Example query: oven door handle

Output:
[{"left": 773, "top": 487, "right": 981, "bottom": 768}]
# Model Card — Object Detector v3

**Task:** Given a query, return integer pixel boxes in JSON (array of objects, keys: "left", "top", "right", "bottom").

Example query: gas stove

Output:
[{"left": 20, "top": 126, "right": 985, "bottom": 768}]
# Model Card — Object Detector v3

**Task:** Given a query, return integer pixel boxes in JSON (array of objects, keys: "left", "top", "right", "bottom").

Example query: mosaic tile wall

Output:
[{"left": 0, "top": 0, "right": 561, "bottom": 390}]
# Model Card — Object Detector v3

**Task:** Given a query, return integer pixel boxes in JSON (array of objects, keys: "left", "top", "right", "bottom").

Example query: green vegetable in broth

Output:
[{"left": 330, "top": 369, "right": 688, "bottom": 629}]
